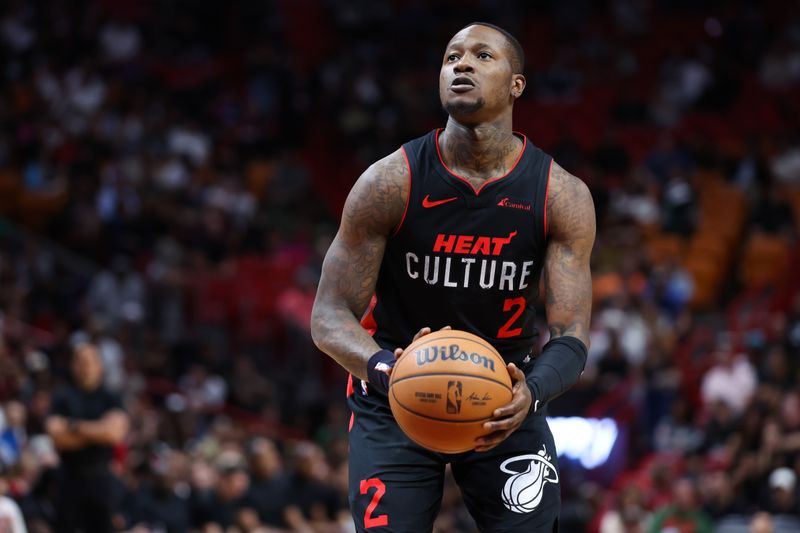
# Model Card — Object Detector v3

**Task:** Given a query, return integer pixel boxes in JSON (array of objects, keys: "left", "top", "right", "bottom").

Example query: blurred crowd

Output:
[{"left": 0, "top": 0, "right": 799, "bottom": 531}]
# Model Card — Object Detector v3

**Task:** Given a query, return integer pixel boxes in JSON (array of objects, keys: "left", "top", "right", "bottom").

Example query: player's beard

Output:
[{"left": 443, "top": 97, "right": 485, "bottom": 116}]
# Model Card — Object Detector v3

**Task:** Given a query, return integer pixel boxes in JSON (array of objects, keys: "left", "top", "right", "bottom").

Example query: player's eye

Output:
[
  {"left": 447, "top": 54, "right": 460, "bottom": 62},
  {"left": 477, "top": 51, "right": 492, "bottom": 60}
]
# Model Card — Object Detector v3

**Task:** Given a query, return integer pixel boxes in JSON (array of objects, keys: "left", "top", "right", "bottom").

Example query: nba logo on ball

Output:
[
  {"left": 500, "top": 445, "right": 559, "bottom": 513},
  {"left": 446, "top": 381, "right": 462, "bottom": 414}
]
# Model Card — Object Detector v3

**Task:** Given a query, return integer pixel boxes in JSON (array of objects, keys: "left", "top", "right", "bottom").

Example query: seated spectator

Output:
[
  {"left": 701, "top": 400, "right": 738, "bottom": 454},
  {"left": 126, "top": 451, "right": 191, "bottom": 532},
  {"left": 0, "top": 478, "right": 26, "bottom": 533},
  {"left": 647, "top": 478, "right": 713, "bottom": 533},
  {"left": 700, "top": 337, "right": 757, "bottom": 416},
  {"left": 750, "top": 186, "right": 795, "bottom": 235},
  {"left": 597, "top": 334, "right": 630, "bottom": 392},
  {"left": 660, "top": 171, "right": 696, "bottom": 236},
  {"left": 654, "top": 398, "right": 704, "bottom": 454},
  {"left": 246, "top": 438, "right": 289, "bottom": 528},
  {"left": 766, "top": 468, "right": 799, "bottom": 518},
  {"left": 599, "top": 484, "right": 650, "bottom": 533},
  {"left": 191, "top": 451, "right": 254, "bottom": 530},
  {"left": 282, "top": 441, "right": 343, "bottom": 531},
  {"left": 700, "top": 470, "right": 738, "bottom": 521},
  {"left": 750, "top": 512, "right": 773, "bottom": 533}
]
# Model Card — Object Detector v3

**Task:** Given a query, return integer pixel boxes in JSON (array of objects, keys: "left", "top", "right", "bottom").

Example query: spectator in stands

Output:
[
  {"left": 647, "top": 478, "right": 713, "bottom": 533},
  {"left": 784, "top": 294, "right": 800, "bottom": 354},
  {"left": 179, "top": 364, "right": 227, "bottom": 415},
  {"left": 125, "top": 450, "right": 191, "bottom": 532},
  {"left": 86, "top": 255, "right": 145, "bottom": 329},
  {"left": 759, "top": 344, "right": 794, "bottom": 391},
  {"left": 700, "top": 470, "right": 738, "bottom": 521},
  {"left": 770, "top": 136, "right": 800, "bottom": 185},
  {"left": 750, "top": 512, "right": 773, "bottom": 533},
  {"left": 700, "top": 336, "right": 757, "bottom": 415},
  {"left": 191, "top": 450, "right": 254, "bottom": 530},
  {"left": 0, "top": 342, "right": 24, "bottom": 402},
  {"left": 661, "top": 170, "right": 696, "bottom": 236},
  {"left": 245, "top": 437, "right": 288, "bottom": 528},
  {"left": 593, "top": 130, "right": 631, "bottom": 178},
  {"left": 282, "top": 441, "right": 343, "bottom": 531},
  {"left": 45, "top": 341, "right": 129, "bottom": 533},
  {"left": 766, "top": 467, "right": 799, "bottom": 518},
  {"left": 597, "top": 333, "right": 630, "bottom": 392},
  {"left": 599, "top": 484, "right": 649, "bottom": 533},
  {"left": 654, "top": 398, "right": 704, "bottom": 454},
  {"left": 0, "top": 401, "right": 27, "bottom": 467},
  {"left": 0, "top": 478, "right": 26, "bottom": 533},
  {"left": 644, "top": 134, "right": 693, "bottom": 185},
  {"left": 751, "top": 186, "right": 796, "bottom": 236}
]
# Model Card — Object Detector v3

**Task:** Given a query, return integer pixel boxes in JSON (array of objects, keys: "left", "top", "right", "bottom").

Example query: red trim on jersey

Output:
[
  {"left": 346, "top": 294, "right": 380, "bottom": 399},
  {"left": 544, "top": 158, "right": 553, "bottom": 239},
  {"left": 348, "top": 412, "right": 355, "bottom": 431},
  {"left": 360, "top": 294, "right": 378, "bottom": 335},
  {"left": 391, "top": 147, "right": 412, "bottom": 237},
  {"left": 434, "top": 128, "right": 527, "bottom": 196}
]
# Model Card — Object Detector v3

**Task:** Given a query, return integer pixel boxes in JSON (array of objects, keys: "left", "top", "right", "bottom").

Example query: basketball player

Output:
[{"left": 311, "top": 22, "right": 594, "bottom": 532}]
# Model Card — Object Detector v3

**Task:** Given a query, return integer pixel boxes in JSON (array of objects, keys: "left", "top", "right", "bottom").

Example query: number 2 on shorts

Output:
[{"left": 360, "top": 478, "right": 388, "bottom": 528}]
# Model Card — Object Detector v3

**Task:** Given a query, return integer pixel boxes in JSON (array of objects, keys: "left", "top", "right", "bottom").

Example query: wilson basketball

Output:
[{"left": 388, "top": 329, "right": 513, "bottom": 453}]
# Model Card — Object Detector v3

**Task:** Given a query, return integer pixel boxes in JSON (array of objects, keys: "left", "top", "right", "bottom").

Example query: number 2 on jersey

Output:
[{"left": 497, "top": 297, "right": 526, "bottom": 338}]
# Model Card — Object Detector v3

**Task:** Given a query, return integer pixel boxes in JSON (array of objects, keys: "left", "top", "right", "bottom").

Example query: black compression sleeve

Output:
[{"left": 525, "top": 336, "right": 588, "bottom": 413}]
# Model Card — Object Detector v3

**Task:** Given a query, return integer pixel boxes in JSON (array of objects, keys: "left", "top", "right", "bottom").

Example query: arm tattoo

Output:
[
  {"left": 544, "top": 162, "right": 595, "bottom": 347},
  {"left": 311, "top": 149, "right": 409, "bottom": 380}
]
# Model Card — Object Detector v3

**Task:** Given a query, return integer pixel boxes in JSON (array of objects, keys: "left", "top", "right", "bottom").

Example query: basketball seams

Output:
[{"left": 390, "top": 372, "right": 513, "bottom": 393}]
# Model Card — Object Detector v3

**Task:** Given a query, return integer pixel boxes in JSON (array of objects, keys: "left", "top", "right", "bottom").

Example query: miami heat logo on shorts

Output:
[{"left": 500, "top": 445, "right": 559, "bottom": 513}]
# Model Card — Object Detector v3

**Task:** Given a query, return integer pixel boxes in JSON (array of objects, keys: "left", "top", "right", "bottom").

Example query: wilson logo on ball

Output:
[{"left": 414, "top": 345, "right": 496, "bottom": 372}]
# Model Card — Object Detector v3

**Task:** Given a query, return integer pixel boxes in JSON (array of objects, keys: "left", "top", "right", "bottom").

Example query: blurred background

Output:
[{"left": 0, "top": 0, "right": 799, "bottom": 531}]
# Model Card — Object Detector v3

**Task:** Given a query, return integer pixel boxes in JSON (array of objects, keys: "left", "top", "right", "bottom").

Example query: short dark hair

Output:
[{"left": 462, "top": 22, "right": 525, "bottom": 74}]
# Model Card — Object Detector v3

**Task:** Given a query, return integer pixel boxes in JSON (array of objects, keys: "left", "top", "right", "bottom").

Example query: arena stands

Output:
[{"left": 0, "top": 1, "right": 798, "bottom": 531}]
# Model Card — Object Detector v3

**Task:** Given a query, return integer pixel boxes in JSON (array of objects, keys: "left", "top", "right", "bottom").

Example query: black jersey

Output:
[{"left": 363, "top": 129, "right": 552, "bottom": 366}]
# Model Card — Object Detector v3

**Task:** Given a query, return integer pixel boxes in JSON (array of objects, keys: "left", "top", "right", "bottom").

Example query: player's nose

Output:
[{"left": 453, "top": 56, "right": 474, "bottom": 73}]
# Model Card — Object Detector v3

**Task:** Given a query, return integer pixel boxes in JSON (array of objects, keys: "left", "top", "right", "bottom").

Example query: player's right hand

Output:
[{"left": 392, "top": 325, "right": 453, "bottom": 364}]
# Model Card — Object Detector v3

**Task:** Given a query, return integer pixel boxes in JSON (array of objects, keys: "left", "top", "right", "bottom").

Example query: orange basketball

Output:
[{"left": 388, "top": 329, "right": 513, "bottom": 453}]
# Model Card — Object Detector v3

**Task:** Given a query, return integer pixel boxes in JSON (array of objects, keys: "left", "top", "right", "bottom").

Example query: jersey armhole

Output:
[
  {"left": 543, "top": 158, "right": 553, "bottom": 240},
  {"left": 391, "top": 146, "right": 412, "bottom": 237}
]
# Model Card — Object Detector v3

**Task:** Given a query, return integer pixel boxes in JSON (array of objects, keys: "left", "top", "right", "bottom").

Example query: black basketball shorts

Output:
[{"left": 347, "top": 382, "right": 560, "bottom": 533}]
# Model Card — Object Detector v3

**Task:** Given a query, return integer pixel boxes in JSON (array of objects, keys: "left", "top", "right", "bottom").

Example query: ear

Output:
[{"left": 511, "top": 74, "right": 526, "bottom": 99}]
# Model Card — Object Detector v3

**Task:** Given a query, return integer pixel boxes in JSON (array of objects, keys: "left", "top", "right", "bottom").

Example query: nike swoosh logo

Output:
[{"left": 422, "top": 195, "right": 458, "bottom": 208}]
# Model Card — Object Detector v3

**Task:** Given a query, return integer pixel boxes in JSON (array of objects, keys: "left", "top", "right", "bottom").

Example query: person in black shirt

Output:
[
  {"left": 45, "top": 341, "right": 129, "bottom": 533},
  {"left": 246, "top": 437, "right": 289, "bottom": 528},
  {"left": 191, "top": 451, "right": 254, "bottom": 530}
]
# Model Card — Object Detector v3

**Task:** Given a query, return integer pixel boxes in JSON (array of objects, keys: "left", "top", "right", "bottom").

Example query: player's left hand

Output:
[
  {"left": 474, "top": 363, "right": 531, "bottom": 452},
  {"left": 390, "top": 325, "right": 453, "bottom": 373}
]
